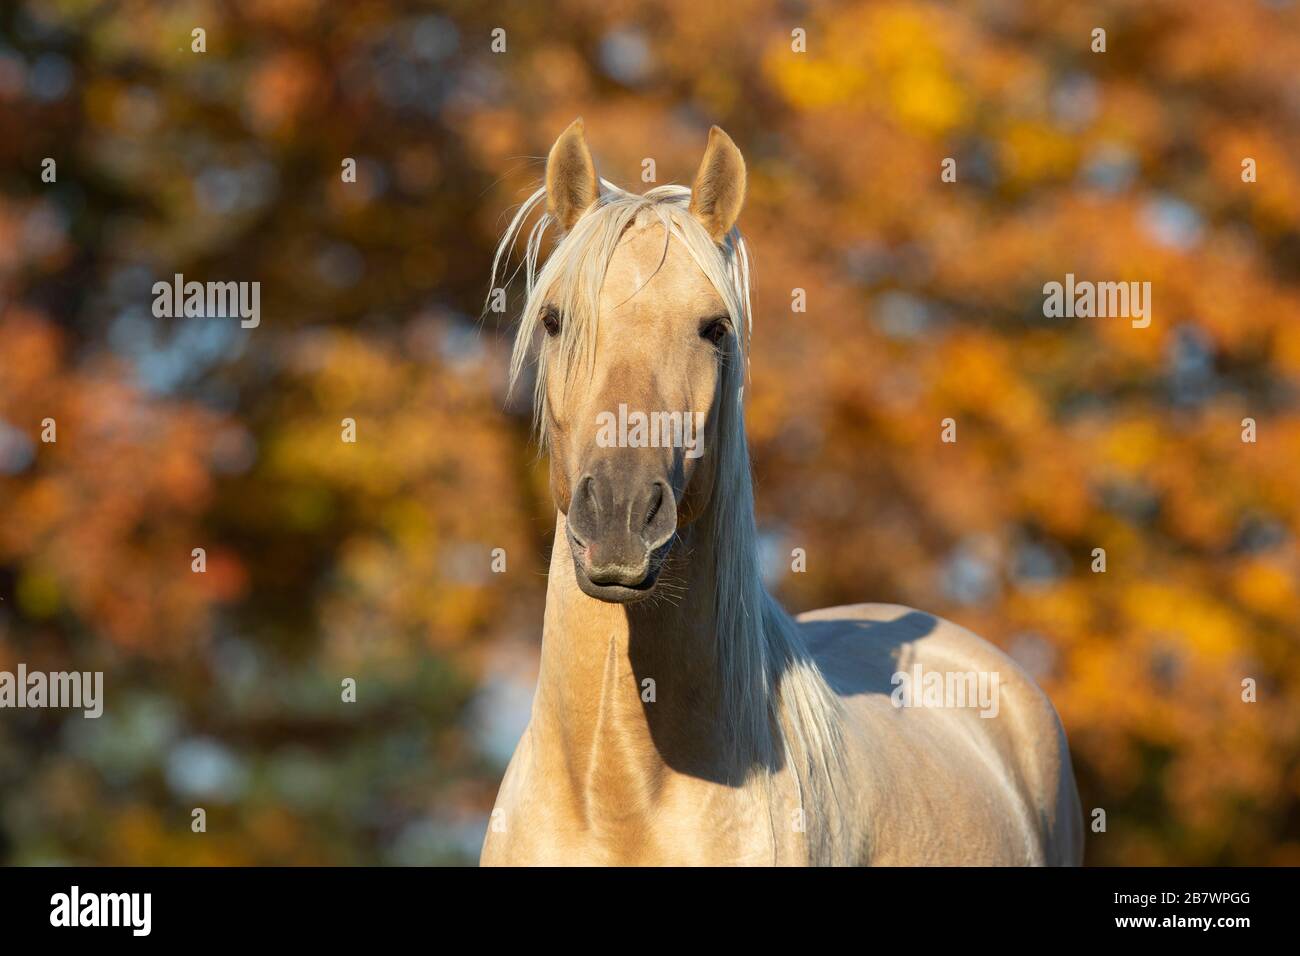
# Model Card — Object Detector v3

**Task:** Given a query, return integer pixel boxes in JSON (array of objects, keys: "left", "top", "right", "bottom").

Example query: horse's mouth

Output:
[
  {"left": 568, "top": 530, "right": 670, "bottom": 604},
  {"left": 572, "top": 565, "right": 661, "bottom": 604}
]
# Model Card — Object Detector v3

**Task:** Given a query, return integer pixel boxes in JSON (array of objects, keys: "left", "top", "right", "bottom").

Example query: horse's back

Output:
[{"left": 796, "top": 602, "right": 1083, "bottom": 865}]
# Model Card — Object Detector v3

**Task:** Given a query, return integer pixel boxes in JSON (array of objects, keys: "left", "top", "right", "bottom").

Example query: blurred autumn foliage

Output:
[{"left": 1, "top": 0, "right": 1298, "bottom": 865}]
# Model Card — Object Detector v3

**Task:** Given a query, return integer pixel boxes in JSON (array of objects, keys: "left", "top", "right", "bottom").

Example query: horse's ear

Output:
[
  {"left": 546, "top": 118, "right": 600, "bottom": 231},
  {"left": 688, "top": 126, "right": 746, "bottom": 243}
]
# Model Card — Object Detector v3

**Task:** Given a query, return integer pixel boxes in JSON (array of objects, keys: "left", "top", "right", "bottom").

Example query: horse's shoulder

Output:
[{"left": 791, "top": 604, "right": 1081, "bottom": 864}]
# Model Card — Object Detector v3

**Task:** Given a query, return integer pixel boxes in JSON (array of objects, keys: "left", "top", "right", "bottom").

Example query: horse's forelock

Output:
[{"left": 493, "top": 180, "right": 752, "bottom": 441}]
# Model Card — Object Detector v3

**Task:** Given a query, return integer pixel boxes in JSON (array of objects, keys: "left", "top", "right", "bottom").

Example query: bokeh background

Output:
[{"left": 2, "top": 0, "right": 1299, "bottom": 865}]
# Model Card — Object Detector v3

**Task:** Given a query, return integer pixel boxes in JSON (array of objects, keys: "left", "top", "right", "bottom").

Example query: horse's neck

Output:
[{"left": 532, "top": 511, "right": 753, "bottom": 818}]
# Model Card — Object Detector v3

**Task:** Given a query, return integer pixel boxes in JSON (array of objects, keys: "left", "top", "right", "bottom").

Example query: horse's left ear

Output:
[{"left": 688, "top": 126, "right": 747, "bottom": 243}]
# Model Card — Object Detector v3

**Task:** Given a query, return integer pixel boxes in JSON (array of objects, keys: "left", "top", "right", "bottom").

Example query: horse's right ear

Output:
[{"left": 546, "top": 118, "right": 600, "bottom": 231}]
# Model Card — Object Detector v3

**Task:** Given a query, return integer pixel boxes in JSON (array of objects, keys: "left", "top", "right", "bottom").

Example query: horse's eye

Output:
[
  {"left": 699, "top": 315, "right": 730, "bottom": 347},
  {"left": 541, "top": 306, "right": 562, "bottom": 337}
]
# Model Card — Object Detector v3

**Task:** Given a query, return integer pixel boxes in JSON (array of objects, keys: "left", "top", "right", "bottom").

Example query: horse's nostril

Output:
[{"left": 644, "top": 482, "right": 663, "bottom": 527}]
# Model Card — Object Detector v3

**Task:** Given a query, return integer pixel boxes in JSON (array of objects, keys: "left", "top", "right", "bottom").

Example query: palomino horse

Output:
[{"left": 481, "top": 120, "right": 1083, "bottom": 865}]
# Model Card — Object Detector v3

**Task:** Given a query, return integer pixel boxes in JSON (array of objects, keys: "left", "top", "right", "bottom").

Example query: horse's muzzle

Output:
[{"left": 566, "top": 469, "right": 677, "bottom": 603}]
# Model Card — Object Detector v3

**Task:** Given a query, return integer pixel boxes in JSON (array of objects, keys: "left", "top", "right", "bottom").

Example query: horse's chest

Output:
[
  {"left": 492, "top": 773, "right": 785, "bottom": 865},
  {"left": 596, "top": 791, "right": 779, "bottom": 865}
]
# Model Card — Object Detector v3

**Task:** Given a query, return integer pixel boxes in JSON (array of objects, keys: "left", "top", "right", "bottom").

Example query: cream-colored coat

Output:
[{"left": 480, "top": 120, "right": 1083, "bottom": 866}]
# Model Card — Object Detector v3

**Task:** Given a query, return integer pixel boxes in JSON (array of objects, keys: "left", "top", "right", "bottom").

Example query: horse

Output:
[{"left": 480, "top": 119, "right": 1083, "bottom": 866}]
